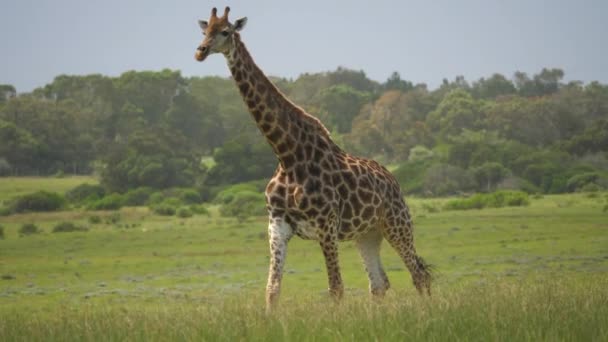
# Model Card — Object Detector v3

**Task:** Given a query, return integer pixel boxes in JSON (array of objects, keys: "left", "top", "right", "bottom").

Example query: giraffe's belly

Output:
[{"left": 292, "top": 219, "right": 319, "bottom": 240}]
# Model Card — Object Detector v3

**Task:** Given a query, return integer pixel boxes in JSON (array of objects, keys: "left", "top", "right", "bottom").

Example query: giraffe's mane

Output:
[{"left": 232, "top": 33, "right": 334, "bottom": 141}]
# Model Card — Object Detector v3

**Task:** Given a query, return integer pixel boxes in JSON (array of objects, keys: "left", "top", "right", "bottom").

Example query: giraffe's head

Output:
[{"left": 195, "top": 7, "right": 247, "bottom": 62}]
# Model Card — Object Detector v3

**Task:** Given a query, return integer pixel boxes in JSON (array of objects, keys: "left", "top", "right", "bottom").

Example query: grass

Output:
[{"left": 1, "top": 177, "right": 607, "bottom": 340}]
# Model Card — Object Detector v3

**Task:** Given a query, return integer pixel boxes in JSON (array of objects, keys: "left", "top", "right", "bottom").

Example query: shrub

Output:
[
  {"left": 220, "top": 191, "right": 266, "bottom": 222},
  {"left": 177, "top": 207, "right": 193, "bottom": 218},
  {"left": 87, "top": 193, "right": 124, "bottom": 211},
  {"left": 423, "top": 163, "right": 475, "bottom": 196},
  {"left": 214, "top": 183, "right": 263, "bottom": 204},
  {"left": 444, "top": 191, "right": 530, "bottom": 211},
  {"left": 9, "top": 191, "right": 66, "bottom": 214},
  {"left": 393, "top": 160, "right": 434, "bottom": 195},
  {"left": 123, "top": 187, "right": 154, "bottom": 206},
  {"left": 152, "top": 204, "right": 176, "bottom": 216},
  {"left": 180, "top": 189, "right": 202, "bottom": 204},
  {"left": 19, "top": 223, "right": 41, "bottom": 237},
  {"left": 580, "top": 183, "right": 602, "bottom": 193},
  {"left": 421, "top": 202, "right": 441, "bottom": 213},
  {"left": 65, "top": 183, "right": 106, "bottom": 203},
  {"left": 52, "top": 222, "right": 88, "bottom": 233},
  {"left": 106, "top": 212, "right": 121, "bottom": 224},
  {"left": 147, "top": 192, "right": 165, "bottom": 205},
  {"left": 88, "top": 215, "right": 102, "bottom": 224},
  {"left": 0, "top": 225, "right": 4, "bottom": 239},
  {"left": 566, "top": 172, "right": 600, "bottom": 192},
  {"left": 189, "top": 204, "right": 210, "bottom": 216}
]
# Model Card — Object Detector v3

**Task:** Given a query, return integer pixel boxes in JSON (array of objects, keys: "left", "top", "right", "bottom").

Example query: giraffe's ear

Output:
[
  {"left": 198, "top": 20, "right": 208, "bottom": 31},
  {"left": 234, "top": 17, "right": 247, "bottom": 31}
]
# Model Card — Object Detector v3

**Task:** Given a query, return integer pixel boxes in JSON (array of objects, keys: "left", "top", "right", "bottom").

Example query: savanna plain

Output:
[{"left": 1, "top": 177, "right": 607, "bottom": 341}]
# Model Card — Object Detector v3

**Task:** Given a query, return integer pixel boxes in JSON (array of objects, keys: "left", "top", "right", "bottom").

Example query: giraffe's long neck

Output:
[{"left": 225, "top": 33, "right": 340, "bottom": 169}]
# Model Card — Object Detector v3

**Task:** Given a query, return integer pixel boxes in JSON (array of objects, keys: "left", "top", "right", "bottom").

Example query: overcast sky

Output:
[{"left": 1, "top": 0, "right": 607, "bottom": 92}]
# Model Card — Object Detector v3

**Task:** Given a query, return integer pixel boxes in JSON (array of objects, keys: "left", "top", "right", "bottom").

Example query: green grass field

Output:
[{"left": 1, "top": 177, "right": 607, "bottom": 341}]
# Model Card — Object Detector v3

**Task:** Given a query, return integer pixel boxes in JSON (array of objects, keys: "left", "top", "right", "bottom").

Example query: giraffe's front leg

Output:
[
  {"left": 318, "top": 232, "right": 344, "bottom": 301},
  {"left": 265, "top": 217, "right": 292, "bottom": 313}
]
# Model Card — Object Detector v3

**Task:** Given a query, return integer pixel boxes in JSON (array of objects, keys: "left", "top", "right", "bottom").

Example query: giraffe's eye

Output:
[{"left": 221, "top": 30, "right": 230, "bottom": 37}]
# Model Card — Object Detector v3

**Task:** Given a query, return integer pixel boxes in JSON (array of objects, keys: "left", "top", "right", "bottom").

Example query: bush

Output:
[
  {"left": 566, "top": 172, "right": 600, "bottom": 192},
  {"left": 180, "top": 189, "right": 202, "bottom": 204},
  {"left": 65, "top": 183, "right": 106, "bottom": 203},
  {"left": 88, "top": 215, "right": 102, "bottom": 224},
  {"left": 52, "top": 222, "right": 88, "bottom": 233},
  {"left": 106, "top": 212, "right": 121, "bottom": 224},
  {"left": 9, "top": 191, "right": 66, "bottom": 214},
  {"left": 147, "top": 192, "right": 165, "bottom": 205},
  {"left": 123, "top": 187, "right": 154, "bottom": 206},
  {"left": 444, "top": 191, "right": 530, "bottom": 211},
  {"left": 220, "top": 191, "right": 266, "bottom": 222},
  {"left": 152, "top": 204, "right": 176, "bottom": 216},
  {"left": 189, "top": 204, "right": 210, "bottom": 216},
  {"left": 0, "top": 224, "right": 4, "bottom": 239},
  {"left": 214, "top": 182, "right": 265, "bottom": 204},
  {"left": 177, "top": 207, "right": 193, "bottom": 218},
  {"left": 19, "top": 223, "right": 41, "bottom": 237},
  {"left": 87, "top": 193, "right": 124, "bottom": 211},
  {"left": 393, "top": 160, "right": 434, "bottom": 195}
]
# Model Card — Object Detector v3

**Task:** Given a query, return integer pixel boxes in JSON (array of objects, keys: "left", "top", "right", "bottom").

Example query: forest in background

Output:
[{"left": 1, "top": 67, "right": 607, "bottom": 197}]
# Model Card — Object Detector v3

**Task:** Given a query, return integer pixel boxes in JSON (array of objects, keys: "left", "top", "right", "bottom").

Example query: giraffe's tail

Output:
[{"left": 414, "top": 254, "right": 433, "bottom": 296}]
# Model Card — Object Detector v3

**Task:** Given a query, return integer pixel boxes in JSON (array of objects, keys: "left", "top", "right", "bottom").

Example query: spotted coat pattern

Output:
[{"left": 195, "top": 8, "right": 431, "bottom": 313}]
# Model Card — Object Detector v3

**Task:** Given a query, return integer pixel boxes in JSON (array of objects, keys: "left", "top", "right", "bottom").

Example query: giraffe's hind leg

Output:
[
  {"left": 356, "top": 229, "right": 390, "bottom": 298},
  {"left": 382, "top": 214, "right": 432, "bottom": 295}
]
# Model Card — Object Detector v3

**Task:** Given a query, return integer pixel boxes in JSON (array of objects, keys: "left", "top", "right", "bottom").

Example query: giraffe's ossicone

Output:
[{"left": 195, "top": 7, "right": 432, "bottom": 313}]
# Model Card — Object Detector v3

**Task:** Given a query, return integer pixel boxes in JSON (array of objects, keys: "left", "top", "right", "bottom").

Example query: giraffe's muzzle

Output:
[{"left": 195, "top": 46, "right": 209, "bottom": 62}]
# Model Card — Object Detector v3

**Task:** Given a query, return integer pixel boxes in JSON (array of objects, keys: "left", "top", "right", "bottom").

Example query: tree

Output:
[
  {"left": 0, "top": 84, "right": 16, "bottom": 105},
  {"left": 0, "top": 120, "right": 39, "bottom": 175},
  {"left": 317, "top": 85, "right": 370, "bottom": 133},
  {"left": 471, "top": 74, "right": 516, "bottom": 99},
  {"left": 100, "top": 126, "right": 204, "bottom": 192},
  {"left": 205, "top": 136, "right": 277, "bottom": 185},
  {"left": 514, "top": 68, "right": 564, "bottom": 97},
  {"left": 382, "top": 72, "right": 414, "bottom": 92},
  {"left": 427, "top": 89, "right": 484, "bottom": 137},
  {"left": 472, "top": 162, "right": 510, "bottom": 192}
]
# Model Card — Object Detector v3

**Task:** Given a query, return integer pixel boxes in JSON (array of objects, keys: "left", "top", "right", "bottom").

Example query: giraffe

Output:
[{"left": 195, "top": 7, "right": 431, "bottom": 312}]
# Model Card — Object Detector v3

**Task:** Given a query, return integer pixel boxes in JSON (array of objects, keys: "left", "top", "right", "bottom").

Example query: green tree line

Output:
[{"left": 1, "top": 67, "right": 607, "bottom": 195}]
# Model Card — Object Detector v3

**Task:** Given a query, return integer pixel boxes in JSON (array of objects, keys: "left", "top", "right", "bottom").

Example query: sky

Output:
[{"left": 1, "top": 0, "right": 607, "bottom": 93}]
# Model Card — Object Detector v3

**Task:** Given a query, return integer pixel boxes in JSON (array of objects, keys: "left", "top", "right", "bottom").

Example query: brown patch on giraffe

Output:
[
  {"left": 238, "top": 82, "right": 250, "bottom": 96},
  {"left": 251, "top": 109, "right": 263, "bottom": 122},
  {"left": 358, "top": 189, "right": 373, "bottom": 203},
  {"left": 282, "top": 155, "right": 296, "bottom": 169},
  {"left": 308, "top": 164, "right": 322, "bottom": 177},
  {"left": 361, "top": 206, "right": 374, "bottom": 220},
  {"left": 261, "top": 112, "right": 272, "bottom": 122},
  {"left": 350, "top": 193, "right": 363, "bottom": 213},
  {"left": 276, "top": 142, "right": 289, "bottom": 155},
  {"left": 342, "top": 202, "right": 353, "bottom": 219},
  {"left": 337, "top": 184, "right": 348, "bottom": 199},
  {"left": 266, "top": 180, "right": 276, "bottom": 193},
  {"left": 294, "top": 165, "right": 306, "bottom": 183},
  {"left": 342, "top": 171, "right": 356, "bottom": 190},
  {"left": 257, "top": 83, "right": 267, "bottom": 95},
  {"left": 267, "top": 127, "right": 283, "bottom": 142},
  {"left": 260, "top": 122, "right": 272, "bottom": 133}
]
